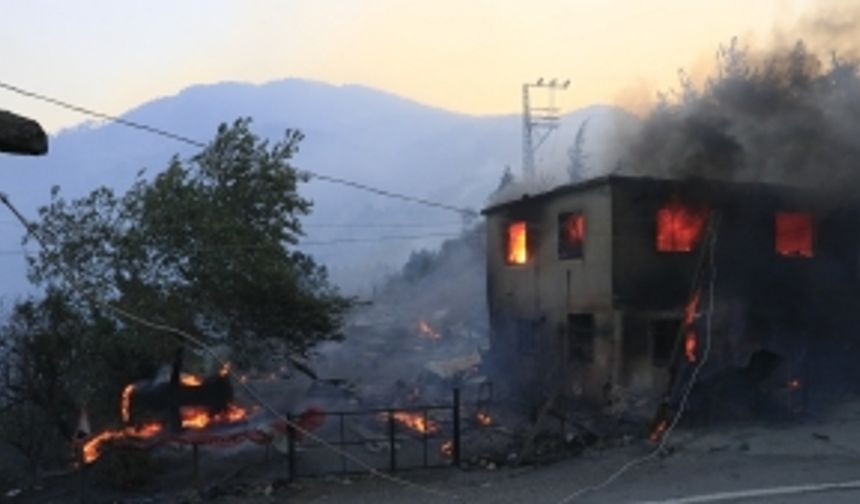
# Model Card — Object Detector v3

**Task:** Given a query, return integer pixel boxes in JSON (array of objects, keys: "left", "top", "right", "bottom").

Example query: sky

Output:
[{"left": 0, "top": 0, "right": 845, "bottom": 133}]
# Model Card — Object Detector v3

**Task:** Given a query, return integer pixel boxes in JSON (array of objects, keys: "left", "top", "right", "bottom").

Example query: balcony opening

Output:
[{"left": 775, "top": 212, "right": 814, "bottom": 258}]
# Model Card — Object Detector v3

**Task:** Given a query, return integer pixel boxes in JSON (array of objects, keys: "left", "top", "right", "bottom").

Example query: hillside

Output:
[{"left": 0, "top": 79, "right": 639, "bottom": 297}]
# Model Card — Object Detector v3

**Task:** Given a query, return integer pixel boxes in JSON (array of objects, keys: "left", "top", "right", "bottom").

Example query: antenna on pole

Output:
[{"left": 522, "top": 78, "right": 570, "bottom": 180}]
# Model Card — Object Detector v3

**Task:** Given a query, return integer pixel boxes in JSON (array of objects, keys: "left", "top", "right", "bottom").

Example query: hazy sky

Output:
[{"left": 1, "top": 0, "right": 840, "bottom": 132}]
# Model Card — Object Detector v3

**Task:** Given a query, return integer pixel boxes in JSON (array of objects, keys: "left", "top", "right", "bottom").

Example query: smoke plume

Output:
[{"left": 620, "top": 36, "right": 860, "bottom": 198}]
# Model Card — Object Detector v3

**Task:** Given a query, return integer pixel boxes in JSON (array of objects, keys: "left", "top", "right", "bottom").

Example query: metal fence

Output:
[{"left": 284, "top": 388, "right": 464, "bottom": 479}]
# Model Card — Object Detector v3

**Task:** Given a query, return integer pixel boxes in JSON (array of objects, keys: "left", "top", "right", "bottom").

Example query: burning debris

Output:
[
  {"left": 381, "top": 411, "right": 441, "bottom": 435},
  {"left": 417, "top": 320, "right": 442, "bottom": 341},
  {"left": 82, "top": 352, "right": 254, "bottom": 464}
]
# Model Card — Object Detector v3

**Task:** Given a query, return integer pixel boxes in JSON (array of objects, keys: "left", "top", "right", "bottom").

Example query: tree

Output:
[
  {"left": 28, "top": 118, "right": 351, "bottom": 363},
  {"left": 1, "top": 119, "right": 352, "bottom": 467}
]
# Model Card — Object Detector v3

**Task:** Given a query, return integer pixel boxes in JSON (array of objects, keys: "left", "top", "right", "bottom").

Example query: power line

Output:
[
  {"left": 0, "top": 80, "right": 477, "bottom": 218},
  {"left": 0, "top": 232, "right": 460, "bottom": 256}
]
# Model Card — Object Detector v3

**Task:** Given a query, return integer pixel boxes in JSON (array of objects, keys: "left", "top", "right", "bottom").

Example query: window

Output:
[
  {"left": 656, "top": 200, "right": 709, "bottom": 252},
  {"left": 506, "top": 221, "right": 528, "bottom": 265},
  {"left": 775, "top": 212, "right": 814, "bottom": 258},
  {"left": 558, "top": 212, "right": 585, "bottom": 259},
  {"left": 651, "top": 319, "right": 681, "bottom": 367},
  {"left": 568, "top": 314, "right": 595, "bottom": 363}
]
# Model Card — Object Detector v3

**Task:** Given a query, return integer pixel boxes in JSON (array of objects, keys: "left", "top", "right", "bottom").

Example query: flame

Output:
[
  {"left": 683, "top": 289, "right": 701, "bottom": 363},
  {"left": 417, "top": 320, "right": 441, "bottom": 341},
  {"left": 82, "top": 422, "right": 162, "bottom": 464},
  {"left": 507, "top": 221, "right": 527, "bottom": 264},
  {"left": 180, "top": 373, "right": 203, "bottom": 386},
  {"left": 788, "top": 378, "right": 802, "bottom": 390},
  {"left": 564, "top": 213, "right": 585, "bottom": 245},
  {"left": 181, "top": 404, "right": 249, "bottom": 430},
  {"left": 440, "top": 440, "right": 453, "bottom": 457},
  {"left": 121, "top": 384, "right": 135, "bottom": 424},
  {"left": 219, "top": 362, "right": 231, "bottom": 377},
  {"left": 475, "top": 411, "right": 492, "bottom": 426},
  {"left": 684, "top": 330, "right": 697, "bottom": 363},
  {"left": 86, "top": 367, "right": 250, "bottom": 464},
  {"left": 657, "top": 200, "right": 709, "bottom": 252},
  {"left": 649, "top": 419, "right": 668, "bottom": 443},
  {"left": 775, "top": 212, "right": 814, "bottom": 258},
  {"left": 381, "top": 411, "right": 440, "bottom": 435}
]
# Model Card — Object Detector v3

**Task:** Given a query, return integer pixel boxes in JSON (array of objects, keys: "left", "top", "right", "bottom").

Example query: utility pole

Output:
[{"left": 522, "top": 78, "right": 570, "bottom": 180}]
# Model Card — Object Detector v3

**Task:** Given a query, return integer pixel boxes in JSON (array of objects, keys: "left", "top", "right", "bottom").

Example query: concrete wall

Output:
[{"left": 485, "top": 183, "right": 615, "bottom": 404}]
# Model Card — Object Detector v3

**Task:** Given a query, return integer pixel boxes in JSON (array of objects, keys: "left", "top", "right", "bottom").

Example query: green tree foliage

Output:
[{"left": 0, "top": 119, "right": 352, "bottom": 469}]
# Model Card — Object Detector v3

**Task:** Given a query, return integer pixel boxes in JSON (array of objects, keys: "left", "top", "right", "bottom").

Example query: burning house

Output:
[{"left": 483, "top": 174, "right": 860, "bottom": 418}]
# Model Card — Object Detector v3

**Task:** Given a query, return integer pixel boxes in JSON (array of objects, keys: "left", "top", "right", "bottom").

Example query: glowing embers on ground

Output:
[
  {"left": 656, "top": 200, "right": 710, "bottom": 252},
  {"left": 417, "top": 320, "right": 441, "bottom": 341},
  {"left": 475, "top": 411, "right": 492, "bottom": 426},
  {"left": 775, "top": 212, "right": 814, "bottom": 258},
  {"left": 506, "top": 221, "right": 528, "bottom": 265},
  {"left": 380, "top": 411, "right": 441, "bottom": 435}
]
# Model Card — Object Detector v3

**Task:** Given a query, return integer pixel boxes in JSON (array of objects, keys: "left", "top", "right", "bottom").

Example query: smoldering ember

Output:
[{"left": 5, "top": 24, "right": 860, "bottom": 504}]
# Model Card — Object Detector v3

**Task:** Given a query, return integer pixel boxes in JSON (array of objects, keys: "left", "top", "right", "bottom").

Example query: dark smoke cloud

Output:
[{"left": 619, "top": 37, "right": 860, "bottom": 198}]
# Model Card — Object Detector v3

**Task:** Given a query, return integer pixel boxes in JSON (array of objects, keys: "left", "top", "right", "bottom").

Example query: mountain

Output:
[{"left": 0, "top": 79, "right": 639, "bottom": 299}]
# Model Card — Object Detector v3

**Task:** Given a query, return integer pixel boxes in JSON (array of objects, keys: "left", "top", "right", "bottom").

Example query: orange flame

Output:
[
  {"left": 775, "top": 212, "right": 814, "bottom": 258},
  {"left": 181, "top": 404, "right": 249, "bottom": 430},
  {"left": 382, "top": 411, "right": 440, "bottom": 435},
  {"left": 121, "top": 384, "right": 135, "bottom": 424},
  {"left": 657, "top": 201, "right": 709, "bottom": 252},
  {"left": 82, "top": 423, "right": 162, "bottom": 464},
  {"left": 180, "top": 373, "right": 203, "bottom": 386},
  {"left": 507, "top": 221, "right": 527, "bottom": 264},
  {"left": 440, "top": 440, "right": 453, "bottom": 457},
  {"left": 475, "top": 411, "right": 492, "bottom": 426},
  {"left": 649, "top": 419, "right": 668, "bottom": 443},
  {"left": 684, "top": 330, "right": 697, "bottom": 363},
  {"left": 417, "top": 320, "right": 441, "bottom": 341},
  {"left": 683, "top": 290, "right": 701, "bottom": 363}
]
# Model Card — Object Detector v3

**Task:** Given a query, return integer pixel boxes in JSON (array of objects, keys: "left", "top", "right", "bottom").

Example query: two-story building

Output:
[{"left": 483, "top": 175, "right": 860, "bottom": 416}]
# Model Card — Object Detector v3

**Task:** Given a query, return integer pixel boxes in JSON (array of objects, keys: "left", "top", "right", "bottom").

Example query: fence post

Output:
[
  {"left": 388, "top": 409, "right": 397, "bottom": 472},
  {"left": 453, "top": 387, "right": 461, "bottom": 467},
  {"left": 192, "top": 443, "right": 200, "bottom": 484},
  {"left": 339, "top": 413, "right": 347, "bottom": 475},
  {"left": 287, "top": 413, "right": 297, "bottom": 482}
]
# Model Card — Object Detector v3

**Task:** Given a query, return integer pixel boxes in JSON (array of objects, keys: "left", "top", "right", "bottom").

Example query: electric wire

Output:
[
  {"left": 0, "top": 192, "right": 458, "bottom": 500},
  {"left": 0, "top": 80, "right": 477, "bottom": 218},
  {"left": 0, "top": 232, "right": 462, "bottom": 256},
  {"left": 556, "top": 216, "right": 720, "bottom": 503}
]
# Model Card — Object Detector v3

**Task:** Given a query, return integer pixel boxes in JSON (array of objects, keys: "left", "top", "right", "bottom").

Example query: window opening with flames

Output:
[
  {"left": 656, "top": 200, "right": 710, "bottom": 253},
  {"left": 558, "top": 212, "right": 585, "bottom": 259},
  {"left": 775, "top": 212, "right": 814, "bottom": 258},
  {"left": 507, "top": 221, "right": 528, "bottom": 265}
]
